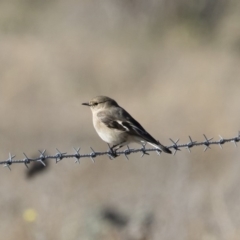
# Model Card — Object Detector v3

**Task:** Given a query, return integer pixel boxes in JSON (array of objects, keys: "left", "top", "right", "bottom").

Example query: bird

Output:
[{"left": 82, "top": 96, "right": 171, "bottom": 154}]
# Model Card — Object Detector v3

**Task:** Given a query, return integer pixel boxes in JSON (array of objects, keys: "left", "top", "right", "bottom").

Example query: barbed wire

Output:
[{"left": 1, "top": 132, "right": 239, "bottom": 170}]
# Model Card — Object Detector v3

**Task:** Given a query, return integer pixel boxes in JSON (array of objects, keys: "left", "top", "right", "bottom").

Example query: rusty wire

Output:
[{"left": 1, "top": 132, "right": 239, "bottom": 170}]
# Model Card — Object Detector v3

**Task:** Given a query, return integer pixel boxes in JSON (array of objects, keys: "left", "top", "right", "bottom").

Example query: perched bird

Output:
[{"left": 82, "top": 96, "right": 171, "bottom": 154}]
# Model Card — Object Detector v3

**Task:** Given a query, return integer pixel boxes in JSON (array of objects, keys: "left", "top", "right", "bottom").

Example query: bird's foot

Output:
[{"left": 107, "top": 144, "right": 119, "bottom": 159}]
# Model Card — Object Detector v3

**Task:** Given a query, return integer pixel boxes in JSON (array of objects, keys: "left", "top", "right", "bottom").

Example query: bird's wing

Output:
[
  {"left": 121, "top": 119, "right": 159, "bottom": 144},
  {"left": 97, "top": 109, "right": 159, "bottom": 145},
  {"left": 97, "top": 111, "right": 127, "bottom": 132}
]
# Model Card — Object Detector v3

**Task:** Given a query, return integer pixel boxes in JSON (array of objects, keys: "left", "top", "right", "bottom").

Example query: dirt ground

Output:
[{"left": 0, "top": 1, "right": 240, "bottom": 239}]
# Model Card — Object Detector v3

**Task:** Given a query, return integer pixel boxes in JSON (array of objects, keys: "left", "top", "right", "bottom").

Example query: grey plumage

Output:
[{"left": 82, "top": 96, "right": 171, "bottom": 154}]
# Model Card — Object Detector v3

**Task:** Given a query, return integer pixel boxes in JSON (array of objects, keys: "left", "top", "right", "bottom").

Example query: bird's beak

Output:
[{"left": 82, "top": 102, "right": 90, "bottom": 106}]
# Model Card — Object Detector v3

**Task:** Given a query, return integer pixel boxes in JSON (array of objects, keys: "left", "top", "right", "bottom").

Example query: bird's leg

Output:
[
  {"left": 112, "top": 142, "right": 126, "bottom": 151},
  {"left": 107, "top": 144, "right": 119, "bottom": 158},
  {"left": 107, "top": 142, "right": 125, "bottom": 158}
]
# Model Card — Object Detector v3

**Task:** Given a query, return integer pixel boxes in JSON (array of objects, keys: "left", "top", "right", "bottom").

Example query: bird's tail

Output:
[
  {"left": 159, "top": 144, "right": 172, "bottom": 154},
  {"left": 147, "top": 142, "right": 172, "bottom": 154}
]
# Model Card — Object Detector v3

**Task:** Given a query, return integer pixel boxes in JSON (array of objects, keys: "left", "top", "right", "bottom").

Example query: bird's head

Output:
[{"left": 82, "top": 96, "right": 118, "bottom": 111}]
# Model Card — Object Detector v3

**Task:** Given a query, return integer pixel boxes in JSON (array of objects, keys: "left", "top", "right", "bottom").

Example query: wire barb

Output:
[
  {"left": 203, "top": 134, "right": 213, "bottom": 152},
  {"left": 169, "top": 138, "right": 181, "bottom": 155},
  {"left": 55, "top": 148, "right": 67, "bottom": 163},
  {"left": 123, "top": 145, "right": 131, "bottom": 160},
  {"left": 140, "top": 143, "right": 149, "bottom": 158},
  {"left": 232, "top": 131, "right": 240, "bottom": 147},
  {"left": 186, "top": 136, "right": 197, "bottom": 153},
  {"left": 23, "top": 152, "right": 30, "bottom": 168},
  {"left": 90, "top": 147, "right": 96, "bottom": 163},
  {"left": 0, "top": 131, "right": 239, "bottom": 169},
  {"left": 73, "top": 147, "right": 81, "bottom": 164},
  {"left": 3, "top": 152, "right": 15, "bottom": 171},
  {"left": 38, "top": 149, "right": 47, "bottom": 166},
  {"left": 218, "top": 135, "right": 225, "bottom": 149}
]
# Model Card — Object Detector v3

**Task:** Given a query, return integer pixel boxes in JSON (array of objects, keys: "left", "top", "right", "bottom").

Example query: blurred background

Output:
[{"left": 0, "top": 0, "right": 240, "bottom": 239}]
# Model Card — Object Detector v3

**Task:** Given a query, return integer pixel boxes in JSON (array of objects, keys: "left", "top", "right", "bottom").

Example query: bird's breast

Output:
[{"left": 92, "top": 113, "right": 127, "bottom": 145}]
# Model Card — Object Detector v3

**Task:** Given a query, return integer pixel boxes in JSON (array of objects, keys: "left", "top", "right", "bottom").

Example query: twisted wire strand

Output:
[{"left": 1, "top": 132, "right": 239, "bottom": 170}]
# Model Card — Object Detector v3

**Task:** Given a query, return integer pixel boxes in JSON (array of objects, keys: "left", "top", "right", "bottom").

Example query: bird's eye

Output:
[{"left": 93, "top": 102, "right": 98, "bottom": 106}]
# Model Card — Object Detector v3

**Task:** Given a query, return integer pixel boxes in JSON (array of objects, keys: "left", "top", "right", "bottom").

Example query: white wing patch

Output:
[
  {"left": 117, "top": 121, "right": 147, "bottom": 136},
  {"left": 116, "top": 120, "right": 130, "bottom": 131}
]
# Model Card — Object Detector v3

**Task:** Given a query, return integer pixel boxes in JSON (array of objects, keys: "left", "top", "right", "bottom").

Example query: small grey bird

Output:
[{"left": 82, "top": 96, "right": 171, "bottom": 154}]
